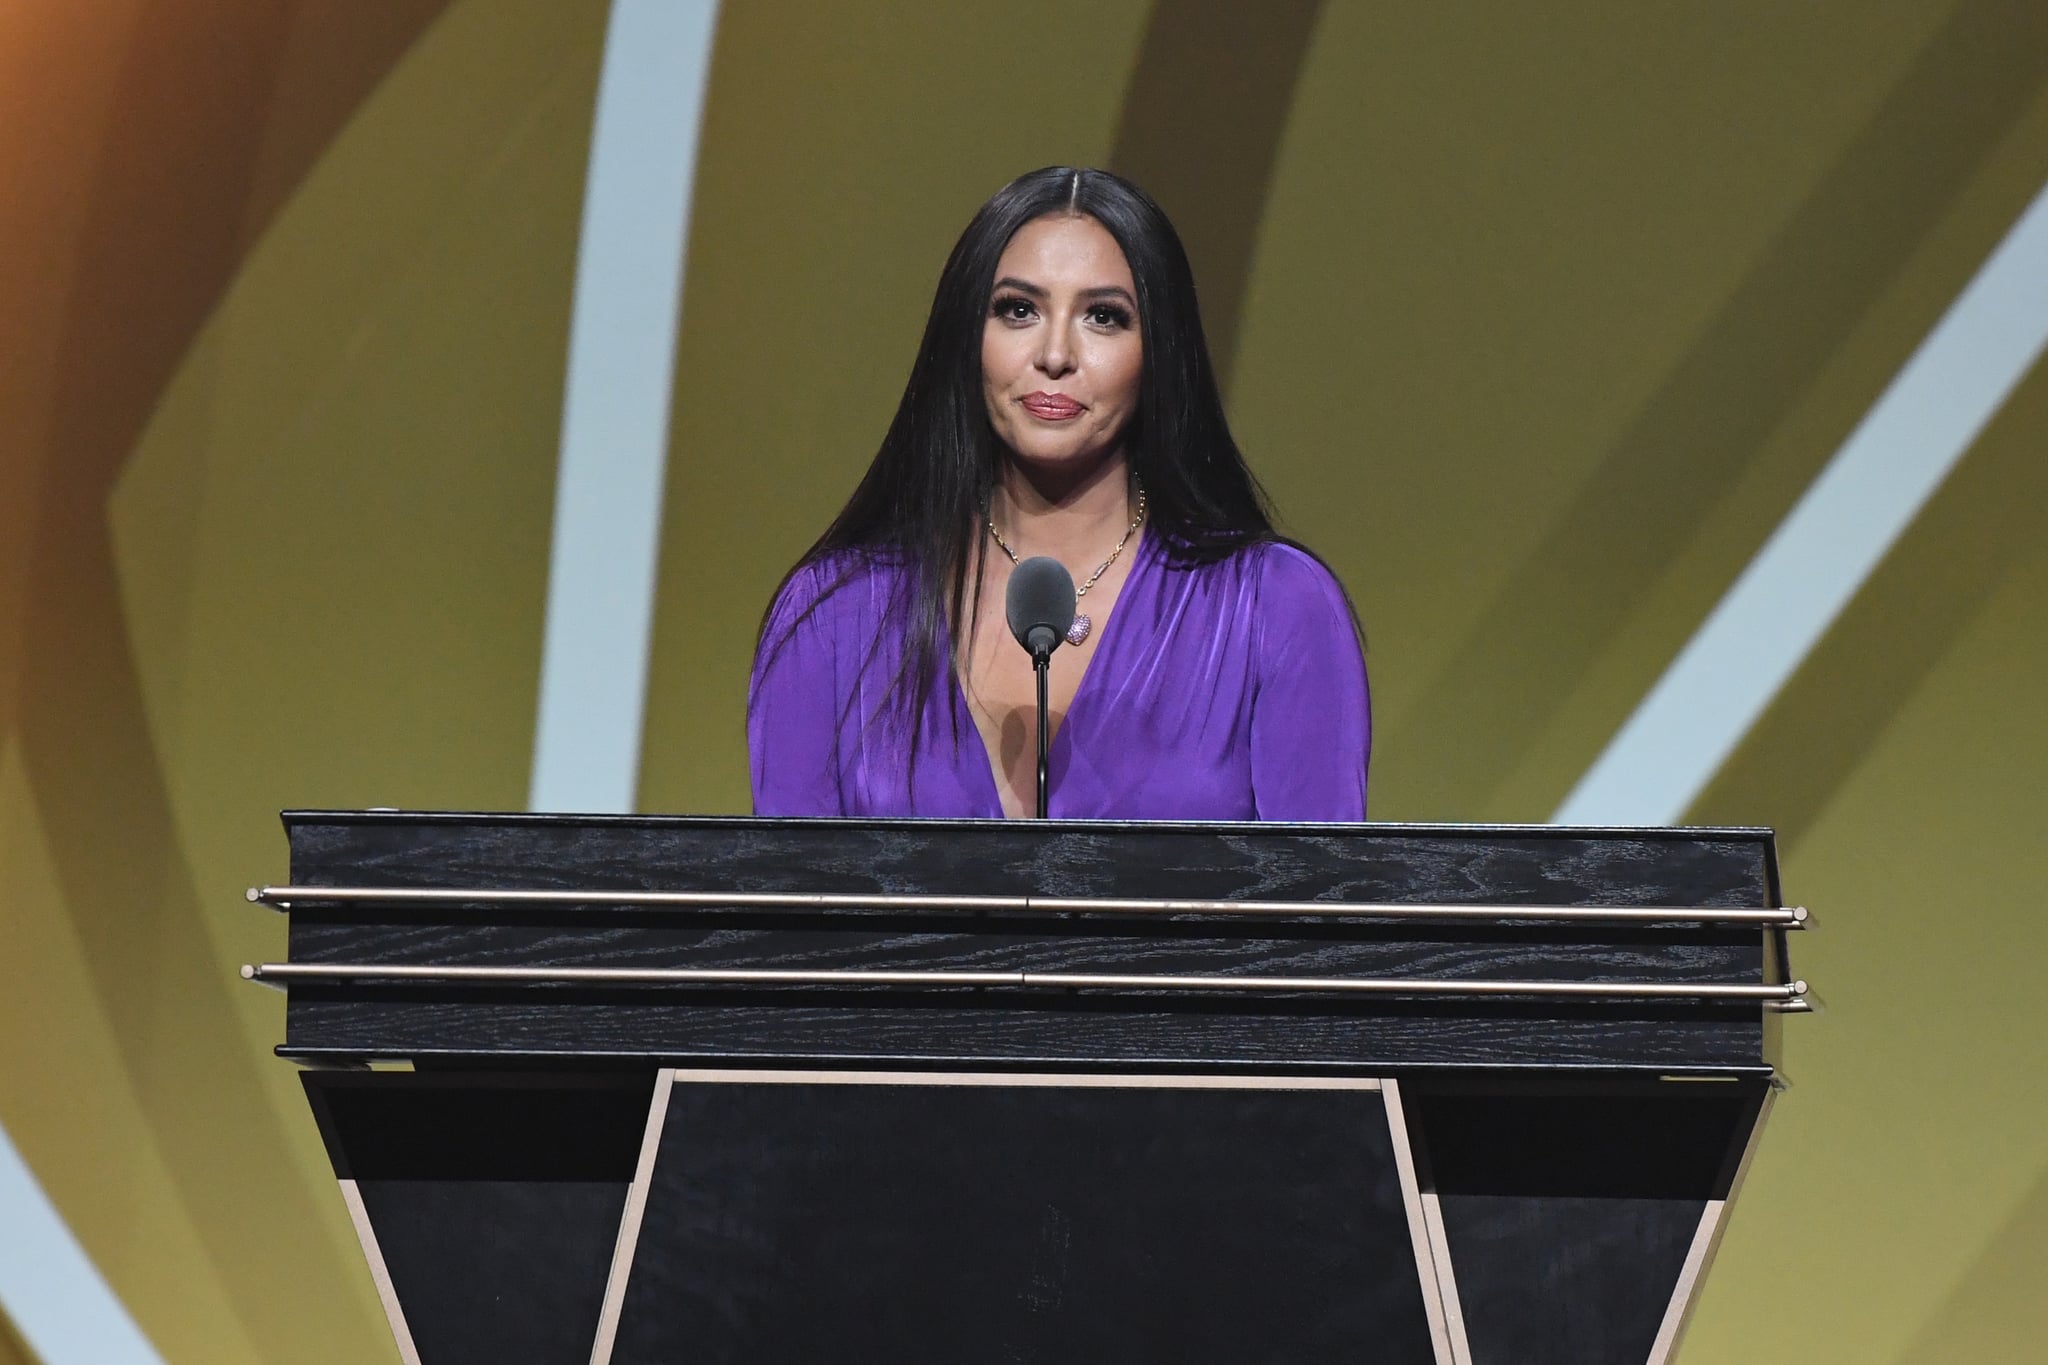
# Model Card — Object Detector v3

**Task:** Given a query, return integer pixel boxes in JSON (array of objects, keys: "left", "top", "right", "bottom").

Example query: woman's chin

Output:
[{"left": 999, "top": 438, "right": 1124, "bottom": 474}]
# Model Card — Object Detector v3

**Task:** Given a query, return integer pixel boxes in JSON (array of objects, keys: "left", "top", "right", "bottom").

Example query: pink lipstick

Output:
[{"left": 1021, "top": 392, "right": 1085, "bottom": 421}]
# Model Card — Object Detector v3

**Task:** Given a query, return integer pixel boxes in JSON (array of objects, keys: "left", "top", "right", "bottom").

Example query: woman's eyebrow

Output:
[{"left": 990, "top": 277, "right": 1137, "bottom": 308}]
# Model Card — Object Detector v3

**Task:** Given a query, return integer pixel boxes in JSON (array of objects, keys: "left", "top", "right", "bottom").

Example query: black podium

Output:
[{"left": 246, "top": 812, "right": 1808, "bottom": 1365}]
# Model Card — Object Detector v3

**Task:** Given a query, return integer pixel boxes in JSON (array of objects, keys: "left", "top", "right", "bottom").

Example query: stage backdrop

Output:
[{"left": 3, "top": 2, "right": 2046, "bottom": 1363}]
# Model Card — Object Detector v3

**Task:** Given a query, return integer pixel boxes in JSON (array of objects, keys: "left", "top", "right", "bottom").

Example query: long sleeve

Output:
[
  {"left": 747, "top": 565, "right": 845, "bottom": 816},
  {"left": 1247, "top": 546, "right": 1371, "bottom": 821}
]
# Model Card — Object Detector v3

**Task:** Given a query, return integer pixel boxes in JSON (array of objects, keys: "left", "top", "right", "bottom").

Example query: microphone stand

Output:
[{"left": 1033, "top": 646, "right": 1052, "bottom": 819}]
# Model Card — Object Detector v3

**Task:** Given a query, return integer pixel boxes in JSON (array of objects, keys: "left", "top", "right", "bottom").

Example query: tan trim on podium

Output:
[
  {"left": 1417, "top": 1191, "right": 1473, "bottom": 1365},
  {"left": 1381, "top": 1080, "right": 1468, "bottom": 1365},
  {"left": 656, "top": 1067, "right": 1384, "bottom": 1091},
  {"left": 589, "top": 1068, "right": 677, "bottom": 1365},
  {"left": 338, "top": 1178, "right": 424, "bottom": 1365},
  {"left": 1392, "top": 1091, "right": 1473, "bottom": 1365},
  {"left": 1645, "top": 1085, "right": 1778, "bottom": 1364}
]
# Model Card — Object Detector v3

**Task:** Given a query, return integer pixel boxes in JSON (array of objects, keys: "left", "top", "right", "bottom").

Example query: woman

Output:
[{"left": 749, "top": 167, "right": 1368, "bottom": 820}]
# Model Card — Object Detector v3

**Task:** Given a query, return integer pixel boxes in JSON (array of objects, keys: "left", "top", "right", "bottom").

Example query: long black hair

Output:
[{"left": 766, "top": 165, "right": 1279, "bottom": 742}]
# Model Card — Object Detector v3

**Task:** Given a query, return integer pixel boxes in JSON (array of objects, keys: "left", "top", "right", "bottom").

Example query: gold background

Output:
[{"left": 3, "top": 2, "right": 2045, "bottom": 1360}]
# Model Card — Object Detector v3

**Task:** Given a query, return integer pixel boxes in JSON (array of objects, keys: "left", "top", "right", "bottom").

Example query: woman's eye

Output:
[
  {"left": 1087, "top": 304, "right": 1132, "bottom": 328},
  {"left": 991, "top": 296, "right": 1036, "bottom": 322}
]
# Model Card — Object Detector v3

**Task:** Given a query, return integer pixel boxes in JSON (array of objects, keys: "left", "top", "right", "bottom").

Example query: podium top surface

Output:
[
  {"left": 284, "top": 809, "right": 1774, "bottom": 839},
  {"left": 278, "top": 811, "right": 1781, "bottom": 909}
]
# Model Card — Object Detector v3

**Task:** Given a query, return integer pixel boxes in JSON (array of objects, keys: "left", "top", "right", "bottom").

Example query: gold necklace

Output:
[{"left": 986, "top": 484, "right": 1147, "bottom": 646}]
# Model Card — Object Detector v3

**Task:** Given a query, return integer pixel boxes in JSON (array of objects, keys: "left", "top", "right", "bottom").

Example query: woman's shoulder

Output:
[
  {"left": 1213, "top": 539, "right": 1361, "bottom": 649},
  {"left": 1169, "top": 536, "right": 1348, "bottom": 600},
  {"left": 1244, "top": 538, "right": 1341, "bottom": 585},
  {"left": 769, "top": 548, "right": 906, "bottom": 616},
  {"left": 761, "top": 548, "right": 905, "bottom": 642}
]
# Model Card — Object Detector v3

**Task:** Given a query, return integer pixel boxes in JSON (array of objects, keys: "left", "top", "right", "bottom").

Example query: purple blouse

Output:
[{"left": 747, "top": 534, "right": 1370, "bottom": 820}]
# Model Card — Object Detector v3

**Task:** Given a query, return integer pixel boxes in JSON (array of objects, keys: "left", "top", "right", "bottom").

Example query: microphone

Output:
[
  {"left": 1003, "top": 557, "right": 1075, "bottom": 818},
  {"left": 1006, "top": 556, "right": 1076, "bottom": 662}
]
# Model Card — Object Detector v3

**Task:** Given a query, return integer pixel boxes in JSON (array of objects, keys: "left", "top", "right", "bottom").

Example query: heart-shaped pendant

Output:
[{"left": 1065, "top": 614, "right": 1092, "bottom": 647}]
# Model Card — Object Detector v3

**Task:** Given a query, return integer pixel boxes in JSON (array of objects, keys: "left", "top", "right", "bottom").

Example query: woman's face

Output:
[{"left": 981, "top": 214, "right": 1143, "bottom": 476}]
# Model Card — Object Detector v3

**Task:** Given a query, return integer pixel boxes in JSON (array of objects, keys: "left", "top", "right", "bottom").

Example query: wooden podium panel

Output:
[
  {"left": 266, "top": 814, "right": 1794, "bottom": 1075},
  {"left": 1404, "top": 1079, "right": 1772, "bottom": 1364},
  {"left": 605, "top": 1071, "right": 1443, "bottom": 1365},
  {"left": 305, "top": 1073, "right": 653, "bottom": 1365}
]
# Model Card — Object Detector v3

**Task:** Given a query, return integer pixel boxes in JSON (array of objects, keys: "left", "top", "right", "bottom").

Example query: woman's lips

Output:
[{"left": 1021, "top": 392, "right": 1085, "bottom": 421}]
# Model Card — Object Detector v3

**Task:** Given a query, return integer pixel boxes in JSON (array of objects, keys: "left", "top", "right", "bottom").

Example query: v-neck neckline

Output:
[{"left": 952, "top": 528, "right": 1155, "bottom": 818}]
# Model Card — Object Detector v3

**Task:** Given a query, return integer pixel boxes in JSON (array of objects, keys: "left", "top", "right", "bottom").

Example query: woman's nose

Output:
[{"left": 1035, "top": 320, "right": 1075, "bottom": 378}]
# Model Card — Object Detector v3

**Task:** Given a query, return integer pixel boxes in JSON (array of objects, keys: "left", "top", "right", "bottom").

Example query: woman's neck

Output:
[{"left": 989, "top": 454, "right": 1134, "bottom": 564}]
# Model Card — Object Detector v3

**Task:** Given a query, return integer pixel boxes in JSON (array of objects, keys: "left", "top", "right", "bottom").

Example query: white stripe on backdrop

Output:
[
  {"left": 0, "top": 1121, "right": 164, "bottom": 1364},
  {"left": 530, "top": 0, "right": 722, "bottom": 814},
  {"left": 1556, "top": 177, "right": 2048, "bottom": 826}
]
